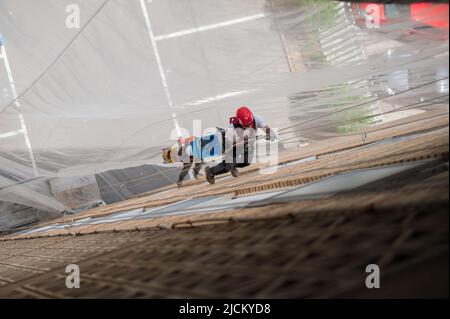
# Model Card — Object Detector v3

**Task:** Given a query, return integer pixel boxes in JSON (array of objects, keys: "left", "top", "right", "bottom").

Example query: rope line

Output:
[{"left": 0, "top": 0, "right": 110, "bottom": 114}]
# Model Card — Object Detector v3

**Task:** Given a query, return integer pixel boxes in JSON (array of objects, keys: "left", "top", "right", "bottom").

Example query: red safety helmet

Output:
[{"left": 236, "top": 106, "right": 254, "bottom": 127}]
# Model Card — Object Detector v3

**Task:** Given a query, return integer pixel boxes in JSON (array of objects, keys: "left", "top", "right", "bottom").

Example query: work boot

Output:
[
  {"left": 230, "top": 167, "right": 240, "bottom": 178},
  {"left": 193, "top": 166, "right": 201, "bottom": 179},
  {"left": 205, "top": 166, "right": 215, "bottom": 184}
]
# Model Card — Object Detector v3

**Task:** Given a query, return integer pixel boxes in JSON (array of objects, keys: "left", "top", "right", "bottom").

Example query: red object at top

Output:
[
  {"left": 411, "top": 3, "right": 449, "bottom": 30},
  {"left": 236, "top": 106, "right": 254, "bottom": 127}
]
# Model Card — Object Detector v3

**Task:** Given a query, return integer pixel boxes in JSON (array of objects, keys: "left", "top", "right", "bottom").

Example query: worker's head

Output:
[{"left": 236, "top": 106, "right": 254, "bottom": 128}]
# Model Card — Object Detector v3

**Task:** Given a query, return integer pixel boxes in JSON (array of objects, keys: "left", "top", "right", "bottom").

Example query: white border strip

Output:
[
  {"left": 1, "top": 43, "right": 39, "bottom": 177},
  {"left": 0, "top": 129, "right": 24, "bottom": 139},
  {"left": 183, "top": 89, "right": 258, "bottom": 107},
  {"left": 140, "top": 0, "right": 181, "bottom": 136},
  {"left": 154, "top": 13, "right": 268, "bottom": 41}
]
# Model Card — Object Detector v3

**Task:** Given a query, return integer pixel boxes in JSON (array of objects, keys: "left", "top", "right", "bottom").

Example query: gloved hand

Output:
[{"left": 266, "top": 129, "right": 278, "bottom": 142}]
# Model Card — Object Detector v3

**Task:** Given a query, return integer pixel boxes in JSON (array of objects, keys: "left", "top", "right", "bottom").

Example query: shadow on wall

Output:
[
  {"left": 95, "top": 164, "right": 181, "bottom": 204},
  {"left": 0, "top": 201, "right": 59, "bottom": 231}
]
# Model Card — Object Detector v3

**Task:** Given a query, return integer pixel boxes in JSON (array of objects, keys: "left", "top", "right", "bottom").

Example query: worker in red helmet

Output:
[{"left": 205, "top": 106, "right": 277, "bottom": 184}]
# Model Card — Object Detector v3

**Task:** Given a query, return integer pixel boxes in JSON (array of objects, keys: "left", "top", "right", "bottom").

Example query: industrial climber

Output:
[
  {"left": 162, "top": 136, "right": 202, "bottom": 187},
  {"left": 205, "top": 106, "right": 277, "bottom": 184}
]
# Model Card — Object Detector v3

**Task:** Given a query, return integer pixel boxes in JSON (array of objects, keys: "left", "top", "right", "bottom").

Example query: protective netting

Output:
[{"left": 0, "top": 0, "right": 448, "bottom": 214}]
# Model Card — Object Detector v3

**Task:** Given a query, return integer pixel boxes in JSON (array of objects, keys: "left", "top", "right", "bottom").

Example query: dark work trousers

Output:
[
  {"left": 178, "top": 156, "right": 202, "bottom": 183},
  {"left": 209, "top": 138, "right": 254, "bottom": 176}
]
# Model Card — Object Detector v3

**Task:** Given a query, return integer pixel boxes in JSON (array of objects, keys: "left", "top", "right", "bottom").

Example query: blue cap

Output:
[{"left": 0, "top": 33, "right": 3, "bottom": 46}]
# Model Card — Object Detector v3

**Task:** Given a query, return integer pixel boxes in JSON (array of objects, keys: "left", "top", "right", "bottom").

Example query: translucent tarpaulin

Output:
[{"left": 0, "top": 0, "right": 448, "bottom": 215}]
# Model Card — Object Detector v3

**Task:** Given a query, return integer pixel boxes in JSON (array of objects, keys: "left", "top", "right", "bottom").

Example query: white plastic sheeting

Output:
[{"left": 0, "top": 0, "right": 448, "bottom": 212}]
